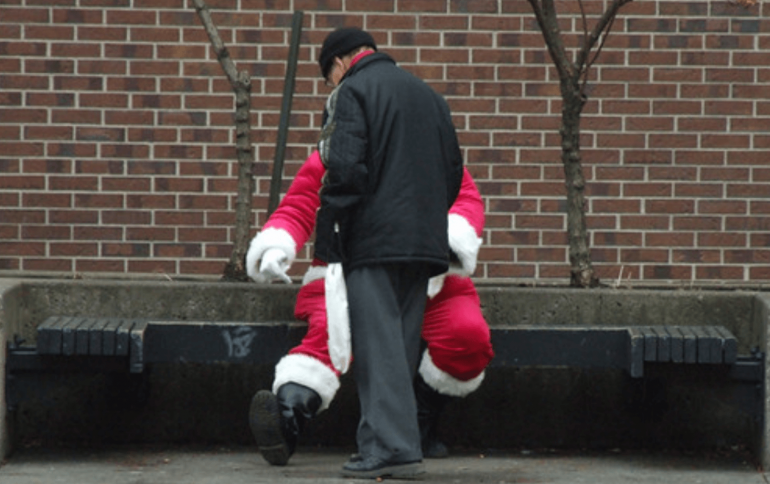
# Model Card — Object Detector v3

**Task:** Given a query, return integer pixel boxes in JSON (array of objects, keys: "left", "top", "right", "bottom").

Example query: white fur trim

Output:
[
  {"left": 302, "top": 265, "right": 327, "bottom": 285},
  {"left": 325, "top": 262, "right": 351, "bottom": 374},
  {"left": 272, "top": 353, "right": 340, "bottom": 412},
  {"left": 447, "top": 213, "right": 482, "bottom": 277},
  {"left": 418, "top": 348, "right": 485, "bottom": 397},
  {"left": 246, "top": 227, "right": 297, "bottom": 282}
]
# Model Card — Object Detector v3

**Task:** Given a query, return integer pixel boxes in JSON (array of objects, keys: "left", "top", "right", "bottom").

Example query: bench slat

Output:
[
  {"left": 692, "top": 326, "right": 714, "bottom": 364},
  {"left": 37, "top": 316, "right": 70, "bottom": 355},
  {"left": 679, "top": 326, "right": 698, "bottom": 364},
  {"left": 639, "top": 327, "right": 657, "bottom": 362},
  {"left": 75, "top": 318, "right": 101, "bottom": 356},
  {"left": 714, "top": 326, "right": 738, "bottom": 364},
  {"left": 101, "top": 318, "right": 126, "bottom": 356},
  {"left": 704, "top": 326, "right": 723, "bottom": 364},
  {"left": 61, "top": 317, "right": 90, "bottom": 356},
  {"left": 130, "top": 320, "right": 149, "bottom": 373},
  {"left": 627, "top": 327, "right": 645, "bottom": 378},
  {"left": 653, "top": 326, "right": 671, "bottom": 362},
  {"left": 88, "top": 318, "right": 113, "bottom": 355},
  {"left": 668, "top": 326, "right": 684, "bottom": 363},
  {"left": 115, "top": 319, "right": 137, "bottom": 356}
]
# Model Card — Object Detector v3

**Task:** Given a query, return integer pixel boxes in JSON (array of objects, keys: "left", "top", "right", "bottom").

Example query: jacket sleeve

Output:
[
  {"left": 316, "top": 85, "right": 370, "bottom": 263},
  {"left": 438, "top": 95, "right": 464, "bottom": 211}
]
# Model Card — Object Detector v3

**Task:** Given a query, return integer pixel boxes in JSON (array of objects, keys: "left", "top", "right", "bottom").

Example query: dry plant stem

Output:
[{"left": 193, "top": 0, "right": 254, "bottom": 281}]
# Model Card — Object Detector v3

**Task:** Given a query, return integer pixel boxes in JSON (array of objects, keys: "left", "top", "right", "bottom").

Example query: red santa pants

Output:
[{"left": 291, "top": 274, "right": 494, "bottom": 382}]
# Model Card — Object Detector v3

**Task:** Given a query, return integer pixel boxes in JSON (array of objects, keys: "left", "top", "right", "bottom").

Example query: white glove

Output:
[
  {"left": 245, "top": 227, "right": 296, "bottom": 284},
  {"left": 246, "top": 243, "right": 261, "bottom": 281},
  {"left": 256, "top": 248, "right": 292, "bottom": 284},
  {"left": 427, "top": 273, "right": 446, "bottom": 298}
]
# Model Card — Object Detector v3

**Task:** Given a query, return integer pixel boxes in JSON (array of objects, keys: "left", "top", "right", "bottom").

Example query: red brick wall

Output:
[{"left": 1, "top": 0, "right": 769, "bottom": 285}]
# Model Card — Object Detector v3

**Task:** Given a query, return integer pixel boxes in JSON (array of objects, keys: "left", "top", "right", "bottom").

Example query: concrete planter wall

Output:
[{"left": 1, "top": 278, "right": 768, "bottom": 466}]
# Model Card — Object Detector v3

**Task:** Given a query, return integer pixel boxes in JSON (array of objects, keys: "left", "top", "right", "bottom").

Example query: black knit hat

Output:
[{"left": 318, "top": 27, "right": 377, "bottom": 79}]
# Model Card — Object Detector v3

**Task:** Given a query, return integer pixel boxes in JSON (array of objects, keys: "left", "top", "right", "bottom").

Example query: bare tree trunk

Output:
[
  {"left": 193, "top": 0, "right": 253, "bottom": 281},
  {"left": 560, "top": 79, "right": 596, "bottom": 287},
  {"left": 526, "top": 0, "right": 631, "bottom": 287},
  {"left": 226, "top": 71, "right": 254, "bottom": 281}
]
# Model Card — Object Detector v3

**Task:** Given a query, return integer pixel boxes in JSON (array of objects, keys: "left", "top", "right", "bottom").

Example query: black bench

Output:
[
  {"left": 4, "top": 316, "right": 764, "bottom": 459},
  {"left": 8, "top": 316, "right": 307, "bottom": 375},
  {"left": 8, "top": 316, "right": 745, "bottom": 379},
  {"left": 491, "top": 325, "right": 739, "bottom": 377}
]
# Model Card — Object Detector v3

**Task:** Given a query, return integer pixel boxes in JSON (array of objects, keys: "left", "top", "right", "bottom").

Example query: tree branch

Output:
[
  {"left": 575, "top": 0, "right": 633, "bottom": 70},
  {"left": 192, "top": 0, "right": 239, "bottom": 87},
  {"left": 583, "top": 14, "right": 616, "bottom": 83},
  {"left": 578, "top": 0, "right": 589, "bottom": 58},
  {"left": 527, "top": 0, "right": 574, "bottom": 81}
]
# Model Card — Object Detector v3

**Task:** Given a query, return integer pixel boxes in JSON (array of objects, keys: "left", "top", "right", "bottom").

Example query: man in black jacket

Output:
[{"left": 315, "top": 27, "right": 464, "bottom": 479}]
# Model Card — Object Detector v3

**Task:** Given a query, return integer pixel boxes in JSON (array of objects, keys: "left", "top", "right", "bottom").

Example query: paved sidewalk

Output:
[{"left": 0, "top": 445, "right": 767, "bottom": 483}]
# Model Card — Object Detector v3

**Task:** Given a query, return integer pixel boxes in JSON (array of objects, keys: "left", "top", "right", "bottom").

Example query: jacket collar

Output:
[{"left": 341, "top": 52, "right": 395, "bottom": 83}]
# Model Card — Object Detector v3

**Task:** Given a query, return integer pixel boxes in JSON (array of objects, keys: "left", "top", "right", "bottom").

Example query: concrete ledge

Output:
[{"left": 1, "top": 278, "right": 767, "bottom": 466}]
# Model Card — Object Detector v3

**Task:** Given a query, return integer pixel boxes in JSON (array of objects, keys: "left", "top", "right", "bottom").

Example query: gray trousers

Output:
[{"left": 346, "top": 263, "right": 431, "bottom": 464}]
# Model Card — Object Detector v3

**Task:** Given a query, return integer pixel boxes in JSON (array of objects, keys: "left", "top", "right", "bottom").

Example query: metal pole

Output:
[{"left": 268, "top": 10, "right": 304, "bottom": 217}]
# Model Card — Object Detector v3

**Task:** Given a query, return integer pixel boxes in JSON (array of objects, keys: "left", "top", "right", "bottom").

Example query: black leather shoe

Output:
[{"left": 340, "top": 455, "right": 425, "bottom": 479}]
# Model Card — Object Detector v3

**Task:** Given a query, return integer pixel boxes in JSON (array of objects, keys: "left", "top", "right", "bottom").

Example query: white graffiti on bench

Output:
[{"left": 222, "top": 327, "right": 257, "bottom": 359}]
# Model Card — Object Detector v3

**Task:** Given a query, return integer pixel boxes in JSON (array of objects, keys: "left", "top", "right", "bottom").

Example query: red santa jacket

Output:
[{"left": 246, "top": 150, "right": 483, "bottom": 285}]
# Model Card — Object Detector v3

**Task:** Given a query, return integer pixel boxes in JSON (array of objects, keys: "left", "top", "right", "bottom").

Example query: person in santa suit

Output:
[{"left": 245, "top": 149, "right": 493, "bottom": 467}]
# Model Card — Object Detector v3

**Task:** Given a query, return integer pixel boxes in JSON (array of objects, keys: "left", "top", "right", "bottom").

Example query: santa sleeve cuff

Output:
[
  {"left": 246, "top": 227, "right": 297, "bottom": 282},
  {"left": 447, "top": 213, "right": 483, "bottom": 277}
]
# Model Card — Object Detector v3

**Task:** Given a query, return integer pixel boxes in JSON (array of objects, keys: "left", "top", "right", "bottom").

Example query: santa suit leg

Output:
[
  {"left": 272, "top": 279, "right": 340, "bottom": 412},
  {"left": 274, "top": 275, "right": 493, "bottom": 408},
  {"left": 419, "top": 275, "right": 494, "bottom": 397}
]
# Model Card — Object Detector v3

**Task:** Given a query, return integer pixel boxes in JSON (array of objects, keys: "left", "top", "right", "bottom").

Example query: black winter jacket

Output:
[{"left": 315, "top": 52, "right": 464, "bottom": 276}]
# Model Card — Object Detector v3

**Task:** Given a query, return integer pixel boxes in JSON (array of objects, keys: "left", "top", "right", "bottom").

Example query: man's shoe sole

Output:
[
  {"left": 249, "top": 390, "right": 290, "bottom": 466},
  {"left": 340, "top": 461, "right": 425, "bottom": 480}
]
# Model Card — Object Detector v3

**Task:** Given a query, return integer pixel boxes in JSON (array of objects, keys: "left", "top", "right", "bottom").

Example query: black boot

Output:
[
  {"left": 414, "top": 374, "right": 453, "bottom": 459},
  {"left": 249, "top": 382, "right": 321, "bottom": 466}
]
